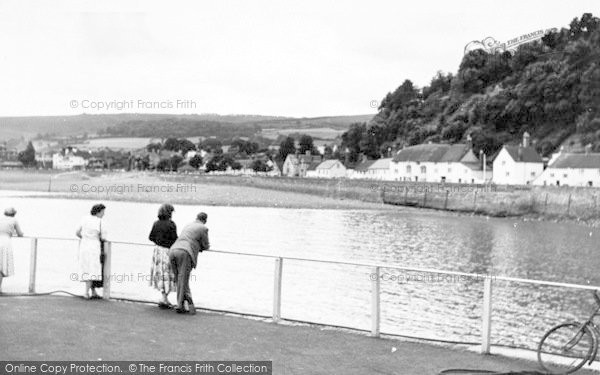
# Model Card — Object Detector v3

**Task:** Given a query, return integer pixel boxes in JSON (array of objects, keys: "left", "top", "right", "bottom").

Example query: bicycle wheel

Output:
[{"left": 537, "top": 322, "right": 595, "bottom": 374}]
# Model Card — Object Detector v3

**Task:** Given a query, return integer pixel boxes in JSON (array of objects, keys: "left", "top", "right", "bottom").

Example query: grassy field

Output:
[{"left": 0, "top": 170, "right": 388, "bottom": 210}]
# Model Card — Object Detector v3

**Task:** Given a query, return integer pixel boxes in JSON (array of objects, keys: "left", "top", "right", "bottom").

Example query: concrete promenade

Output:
[{"left": 0, "top": 295, "right": 597, "bottom": 375}]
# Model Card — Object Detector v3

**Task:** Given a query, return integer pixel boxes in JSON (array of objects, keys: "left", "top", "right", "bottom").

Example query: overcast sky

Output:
[{"left": 0, "top": 0, "right": 596, "bottom": 118}]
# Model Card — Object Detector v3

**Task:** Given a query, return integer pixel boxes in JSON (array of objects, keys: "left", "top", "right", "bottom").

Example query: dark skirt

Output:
[{"left": 92, "top": 244, "right": 105, "bottom": 288}]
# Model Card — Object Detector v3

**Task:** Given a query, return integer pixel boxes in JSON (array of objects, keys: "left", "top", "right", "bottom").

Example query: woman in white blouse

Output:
[
  {"left": 0, "top": 207, "right": 24, "bottom": 293},
  {"left": 76, "top": 203, "right": 107, "bottom": 299}
]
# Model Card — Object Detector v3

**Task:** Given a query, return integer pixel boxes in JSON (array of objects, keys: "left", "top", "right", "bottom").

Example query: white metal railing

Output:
[{"left": 17, "top": 235, "right": 600, "bottom": 355}]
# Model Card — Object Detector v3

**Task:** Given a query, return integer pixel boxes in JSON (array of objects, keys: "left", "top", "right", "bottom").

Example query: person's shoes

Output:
[
  {"left": 175, "top": 307, "right": 187, "bottom": 314},
  {"left": 158, "top": 302, "right": 172, "bottom": 309},
  {"left": 90, "top": 295, "right": 102, "bottom": 300},
  {"left": 188, "top": 303, "right": 196, "bottom": 315}
]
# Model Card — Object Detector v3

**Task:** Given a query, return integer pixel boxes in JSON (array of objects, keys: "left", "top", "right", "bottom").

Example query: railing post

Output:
[
  {"left": 481, "top": 277, "right": 493, "bottom": 354},
  {"left": 28, "top": 238, "right": 38, "bottom": 294},
  {"left": 273, "top": 257, "right": 283, "bottom": 322},
  {"left": 102, "top": 241, "right": 112, "bottom": 300},
  {"left": 371, "top": 266, "right": 381, "bottom": 337}
]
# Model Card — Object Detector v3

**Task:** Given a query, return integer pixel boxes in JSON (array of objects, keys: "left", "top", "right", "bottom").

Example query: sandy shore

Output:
[{"left": 0, "top": 170, "right": 390, "bottom": 210}]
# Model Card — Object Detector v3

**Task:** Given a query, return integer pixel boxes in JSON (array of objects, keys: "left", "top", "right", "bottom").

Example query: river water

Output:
[{"left": 1, "top": 192, "right": 599, "bottom": 350}]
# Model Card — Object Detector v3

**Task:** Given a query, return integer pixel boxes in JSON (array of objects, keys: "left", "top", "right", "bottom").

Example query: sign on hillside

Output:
[{"left": 464, "top": 28, "right": 558, "bottom": 55}]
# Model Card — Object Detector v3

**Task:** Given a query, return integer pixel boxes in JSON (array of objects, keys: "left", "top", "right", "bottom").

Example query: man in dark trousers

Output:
[{"left": 169, "top": 212, "right": 210, "bottom": 314}]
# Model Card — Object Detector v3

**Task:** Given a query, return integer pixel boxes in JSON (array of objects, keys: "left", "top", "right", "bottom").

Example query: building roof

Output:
[
  {"left": 236, "top": 159, "right": 254, "bottom": 168},
  {"left": 392, "top": 144, "right": 471, "bottom": 163},
  {"left": 368, "top": 158, "right": 391, "bottom": 170},
  {"left": 307, "top": 161, "right": 321, "bottom": 171},
  {"left": 286, "top": 153, "right": 322, "bottom": 164},
  {"left": 178, "top": 164, "right": 197, "bottom": 172},
  {"left": 461, "top": 162, "right": 483, "bottom": 171},
  {"left": 316, "top": 159, "right": 342, "bottom": 170},
  {"left": 353, "top": 159, "right": 376, "bottom": 172},
  {"left": 502, "top": 146, "right": 543, "bottom": 163},
  {"left": 550, "top": 153, "right": 600, "bottom": 169}
]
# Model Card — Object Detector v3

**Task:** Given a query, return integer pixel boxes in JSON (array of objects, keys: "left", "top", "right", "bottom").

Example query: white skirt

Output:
[
  {"left": 78, "top": 238, "right": 102, "bottom": 282},
  {"left": 0, "top": 235, "right": 14, "bottom": 277}
]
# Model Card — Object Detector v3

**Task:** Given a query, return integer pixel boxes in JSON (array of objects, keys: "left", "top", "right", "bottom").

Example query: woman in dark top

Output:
[{"left": 148, "top": 204, "right": 178, "bottom": 308}]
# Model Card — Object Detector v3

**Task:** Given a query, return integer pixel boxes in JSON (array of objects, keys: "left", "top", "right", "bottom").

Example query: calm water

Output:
[{"left": 1, "top": 192, "right": 599, "bottom": 350}]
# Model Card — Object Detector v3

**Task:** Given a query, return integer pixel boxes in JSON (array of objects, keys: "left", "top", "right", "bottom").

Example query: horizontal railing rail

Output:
[{"left": 14, "top": 235, "right": 600, "bottom": 355}]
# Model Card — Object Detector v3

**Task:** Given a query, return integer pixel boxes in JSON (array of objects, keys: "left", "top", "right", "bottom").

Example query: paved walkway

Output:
[{"left": 0, "top": 295, "right": 596, "bottom": 375}]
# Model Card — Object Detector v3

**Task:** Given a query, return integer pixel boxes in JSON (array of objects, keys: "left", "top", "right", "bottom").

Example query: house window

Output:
[
  {"left": 550, "top": 173, "right": 554, "bottom": 178},
  {"left": 506, "top": 172, "right": 510, "bottom": 176},
  {"left": 420, "top": 166, "right": 426, "bottom": 174},
  {"left": 501, "top": 161, "right": 506, "bottom": 166},
  {"left": 530, "top": 171, "right": 536, "bottom": 177},
  {"left": 563, "top": 174, "right": 568, "bottom": 178},
  {"left": 448, "top": 168, "right": 452, "bottom": 173},
  {"left": 406, "top": 165, "right": 412, "bottom": 173}
]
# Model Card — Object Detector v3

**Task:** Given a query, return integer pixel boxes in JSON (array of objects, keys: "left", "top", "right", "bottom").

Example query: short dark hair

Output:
[
  {"left": 90, "top": 204, "right": 106, "bottom": 216},
  {"left": 158, "top": 204, "right": 175, "bottom": 220},
  {"left": 197, "top": 212, "right": 207, "bottom": 222}
]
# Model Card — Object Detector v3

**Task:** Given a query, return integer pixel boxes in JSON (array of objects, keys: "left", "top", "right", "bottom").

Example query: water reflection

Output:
[{"left": 1, "top": 195, "right": 599, "bottom": 349}]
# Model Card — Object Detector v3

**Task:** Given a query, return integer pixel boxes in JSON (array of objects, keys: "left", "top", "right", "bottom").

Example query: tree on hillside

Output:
[
  {"left": 18, "top": 142, "right": 36, "bottom": 167},
  {"left": 199, "top": 138, "right": 222, "bottom": 154},
  {"left": 146, "top": 142, "right": 162, "bottom": 153},
  {"left": 339, "top": 12, "right": 600, "bottom": 158},
  {"left": 278, "top": 137, "right": 296, "bottom": 161},
  {"left": 189, "top": 154, "right": 204, "bottom": 169},
  {"left": 341, "top": 123, "right": 366, "bottom": 165},
  {"left": 251, "top": 159, "right": 273, "bottom": 173},
  {"left": 298, "top": 134, "right": 315, "bottom": 154},
  {"left": 163, "top": 138, "right": 180, "bottom": 151},
  {"left": 178, "top": 139, "right": 197, "bottom": 154}
]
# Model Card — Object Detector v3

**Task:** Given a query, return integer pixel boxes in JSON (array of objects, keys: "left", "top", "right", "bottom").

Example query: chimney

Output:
[
  {"left": 523, "top": 132, "right": 530, "bottom": 148},
  {"left": 585, "top": 143, "right": 592, "bottom": 154},
  {"left": 517, "top": 146, "right": 523, "bottom": 162},
  {"left": 305, "top": 150, "right": 310, "bottom": 156},
  {"left": 466, "top": 134, "right": 473, "bottom": 149}
]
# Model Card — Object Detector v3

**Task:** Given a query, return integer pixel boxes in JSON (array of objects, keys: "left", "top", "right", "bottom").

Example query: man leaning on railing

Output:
[{"left": 168, "top": 212, "right": 210, "bottom": 315}]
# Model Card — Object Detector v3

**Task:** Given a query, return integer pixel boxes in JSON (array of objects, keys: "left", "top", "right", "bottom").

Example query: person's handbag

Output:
[
  {"left": 92, "top": 220, "right": 105, "bottom": 289},
  {"left": 99, "top": 221, "right": 106, "bottom": 263}
]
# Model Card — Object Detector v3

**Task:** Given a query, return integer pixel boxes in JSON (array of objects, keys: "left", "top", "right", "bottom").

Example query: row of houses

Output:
[{"left": 281, "top": 133, "right": 600, "bottom": 187}]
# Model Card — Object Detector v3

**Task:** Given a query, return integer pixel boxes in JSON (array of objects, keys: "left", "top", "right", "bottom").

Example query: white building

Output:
[
  {"left": 282, "top": 152, "right": 322, "bottom": 177},
  {"left": 367, "top": 158, "right": 392, "bottom": 180},
  {"left": 347, "top": 158, "right": 376, "bottom": 179},
  {"left": 534, "top": 152, "right": 600, "bottom": 187},
  {"left": 492, "top": 133, "right": 543, "bottom": 185},
  {"left": 307, "top": 159, "right": 347, "bottom": 178},
  {"left": 52, "top": 147, "right": 87, "bottom": 170},
  {"left": 390, "top": 143, "right": 486, "bottom": 183}
]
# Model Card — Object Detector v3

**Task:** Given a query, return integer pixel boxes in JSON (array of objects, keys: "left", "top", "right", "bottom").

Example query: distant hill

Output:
[
  {"left": 0, "top": 113, "right": 373, "bottom": 141},
  {"left": 340, "top": 13, "right": 600, "bottom": 163}
]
